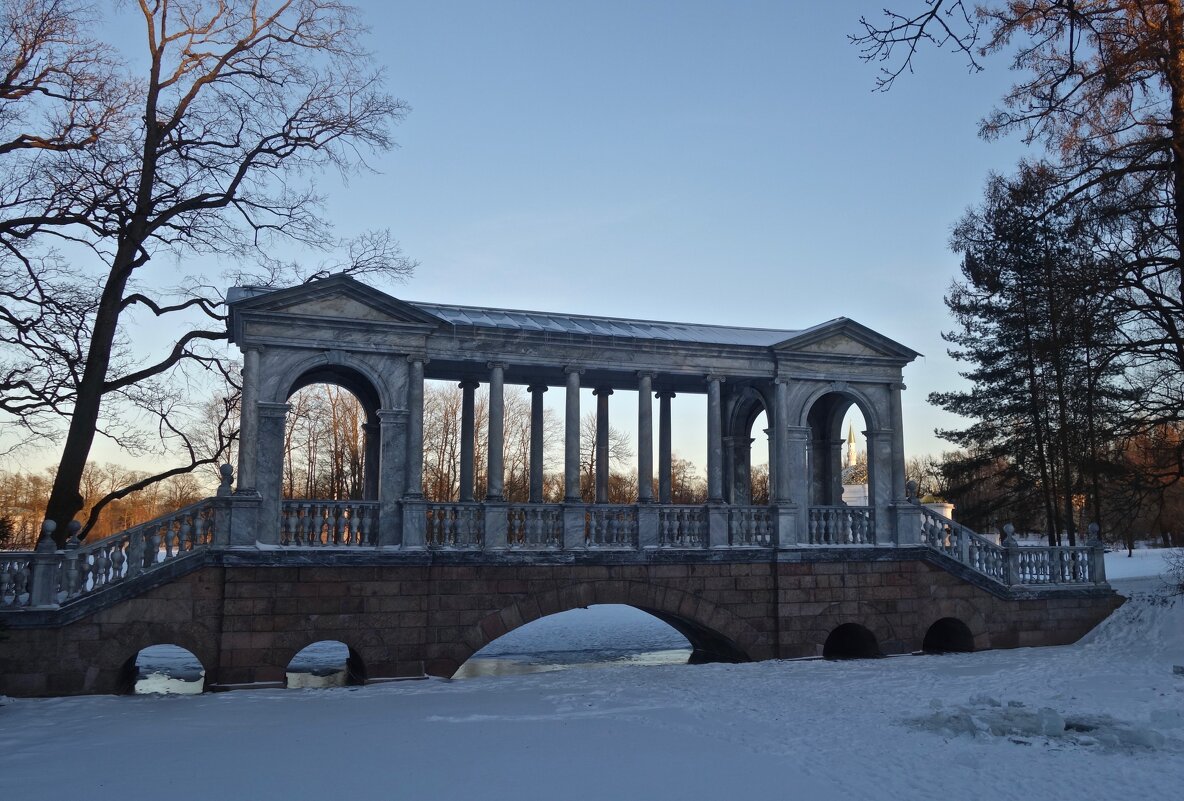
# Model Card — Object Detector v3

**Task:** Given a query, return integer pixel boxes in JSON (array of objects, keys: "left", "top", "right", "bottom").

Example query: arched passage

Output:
[
  {"left": 454, "top": 604, "right": 695, "bottom": 678},
  {"left": 285, "top": 640, "right": 367, "bottom": 688},
  {"left": 922, "top": 617, "right": 975, "bottom": 654},
  {"left": 724, "top": 385, "right": 774, "bottom": 505},
  {"left": 430, "top": 580, "right": 768, "bottom": 678},
  {"left": 805, "top": 391, "right": 873, "bottom": 507},
  {"left": 121, "top": 644, "right": 206, "bottom": 695},
  {"left": 822, "top": 623, "right": 881, "bottom": 660}
]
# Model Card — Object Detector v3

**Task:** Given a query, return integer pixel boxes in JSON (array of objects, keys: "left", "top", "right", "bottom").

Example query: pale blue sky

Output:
[
  {"left": 338, "top": 1, "right": 1029, "bottom": 462},
  {"left": 65, "top": 2, "right": 1040, "bottom": 473}
]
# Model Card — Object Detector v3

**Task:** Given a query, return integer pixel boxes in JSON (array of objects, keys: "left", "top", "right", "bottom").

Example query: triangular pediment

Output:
[
  {"left": 774, "top": 318, "right": 920, "bottom": 362},
  {"left": 228, "top": 274, "right": 441, "bottom": 327}
]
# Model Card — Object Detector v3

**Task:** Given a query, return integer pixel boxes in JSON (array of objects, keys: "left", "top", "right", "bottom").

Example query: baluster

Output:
[
  {"left": 14, "top": 564, "right": 30, "bottom": 604},
  {"left": 349, "top": 506, "right": 362, "bottom": 546},
  {"left": 180, "top": 522, "right": 193, "bottom": 556},
  {"left": 1, "top": 562, "right": 12, "bottom": 606},
  {"left": 330, "top": 504, "right": 342, "bottom": 545}
]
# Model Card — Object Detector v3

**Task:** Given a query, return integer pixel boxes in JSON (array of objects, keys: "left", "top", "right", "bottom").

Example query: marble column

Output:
[
  {"left": 564, "top": 367, "right": 583, "bottom": 502},
  {"left": 773, "top": 378, "right": 791, "bottom": 503},
  {"left": 594, "top": 385, "right": 613, "bottom": 504},
  {"left": 378, "top": 408, "right": 408, "bottom": 546},
  {"left": 363, "top": 421, "right": 380, "bottom": 500},
  {"left": 255, "top": 401, "right": 290, "bottom": 545},
  {"left": 528, "top": 384, "right": 547, "bottom": 502},
  {"left": 486, "top": 363, "right": 506, "bottom": 502},
  {"left": 728, "top": 436, "right": 754, "bottom": 505},
  {"left": 459, "top": 378, "right": 479, "bottom": 502},
  {"left": 236, "top": 347, "right": 261, "bottom": 492},
  {"left": 657, "top": 390, "right": 675, "bottom": 503},
  {"left": 405, "top": 358, "right": 426, "bottom": 498},
  {"left": 828, "top": 438, "right": 846, "bottom": 505},
  {"left": 637, "top": 373, "right": 654, "bottom": 503},
  {"left": 889, "top": 382, "right": 907, "bottom": 500},
  {"left": 706, "top": 375, "right": 724, "bottom": 503}
]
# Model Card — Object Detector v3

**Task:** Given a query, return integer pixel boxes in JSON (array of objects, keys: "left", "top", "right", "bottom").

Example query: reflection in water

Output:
[{"left": 453, "top": 605, "right": 693, "bottom": 679}]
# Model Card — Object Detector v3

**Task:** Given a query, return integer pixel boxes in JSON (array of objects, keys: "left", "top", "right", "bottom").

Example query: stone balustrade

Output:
[
  {"left": 425, "top": 503, "right": 485, "bottom": 548},
  {"left": 506, "top": 504, "right": 563, "bottom": 548},
  {"left": 809, "top": 506, "right": 874, "bottom": 545},
  {"left": 658, "top": 506, "right": 707, "bottom": 547},
  {"left": 729, "top": 507, "right": 773, "bottom": 546},
  {"left": 0, "top": 492, "right": 1114, "bottom": 620},
  {"left": 0, "top": 553, "right": 33, "bottom": 609},
  {"left": 280, "top": 500, "right": 379, "bottom": 547},
  {"left": 584, "top": 506, "right": 638, "bottom": 548}
]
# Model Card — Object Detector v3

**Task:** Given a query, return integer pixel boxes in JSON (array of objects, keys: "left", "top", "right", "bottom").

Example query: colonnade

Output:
[{"left": 440, "top": 365, "right": 734, "bottom": 507}]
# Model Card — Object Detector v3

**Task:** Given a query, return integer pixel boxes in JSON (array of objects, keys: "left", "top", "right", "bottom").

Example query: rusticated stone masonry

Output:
[{"left": 0, "top": 550, "right": 1121, "bottom": 697}]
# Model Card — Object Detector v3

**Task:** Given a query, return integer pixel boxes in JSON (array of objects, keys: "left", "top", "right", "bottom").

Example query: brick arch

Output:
[
  {"left": 798, "top": 599, "right": 902, "bottom": 658},
  {"left": 271, "top": 630, "right": 384, "bottom": 686},
  {"left": 97, "top": 621, "right": 220, "bottom": 694},
  {"left": 425, "top": 580, "right": 772, "bottom": 678},
  {"left": 917, "top": 598, "right": 992, "bottom": 651}
]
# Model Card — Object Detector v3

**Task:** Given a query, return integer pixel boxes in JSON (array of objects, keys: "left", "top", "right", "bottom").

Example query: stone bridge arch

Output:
[
  {"left": 916, "top": 597, "right": 992, "bottom": 651},
  {"left": 97, "top": 619, "right": 221, "bottom": 694},
  {"left": 426, "top": 580, "right": 773, "bottom": 677}
]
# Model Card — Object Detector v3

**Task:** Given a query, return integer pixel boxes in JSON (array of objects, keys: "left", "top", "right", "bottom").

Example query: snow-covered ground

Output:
[{"left": 2, "top": 551, "right": 1181, "bottom": 800}]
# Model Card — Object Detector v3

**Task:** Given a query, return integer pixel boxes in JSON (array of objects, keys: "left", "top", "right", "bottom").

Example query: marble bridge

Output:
[{"left": 0, "top": 276, "right": 1120, "bottom": 696}]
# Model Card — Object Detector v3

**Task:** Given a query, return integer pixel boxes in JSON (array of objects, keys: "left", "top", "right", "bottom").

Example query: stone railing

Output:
[
  {"left": 280, "top": 500, "right": 379, "bottom": 547},
  {"left": 1012, "top": 544, "right": 1096, "bottom": 584},
  {"left": 809, "top": 506, "right": 874, "bottom": 545},
  {"left": 659, "top": 506, "right": 707, "bottom": 547},
  {"left": 919, "top": 508, "right": 1006, "bottom": 582},
  {"left": 507, "top": 504, "right": 563, "bottom": 548},
  {"left": 425, "top": 503, "right": 485, "bottom": 549},
  {"left": 585, "top": 506, "right": 638, "bottom": 548},
  {"left": 918, "top": 509, "right": 1102, "bottom": 586},
  {"left": 0, "top": 552, "right": 33, "bottom": 609},
  {"left": 0, "top": 501, "right": 218, "bottom": 611},
  {"left": 729, "top": 507, "right": 773, "bottom": 546}
]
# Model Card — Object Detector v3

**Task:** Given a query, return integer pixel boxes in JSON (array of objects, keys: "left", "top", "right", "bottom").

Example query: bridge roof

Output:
[{"left": 412, "top": 301, "right": 802, "bottom": 348}]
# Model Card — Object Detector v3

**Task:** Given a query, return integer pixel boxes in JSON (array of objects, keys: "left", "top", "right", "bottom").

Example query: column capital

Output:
[
  {"left": 773, "top": 375, "right": 791, "bottom": 385},
  {"left": 378, "top": 408, "right": 409, "bottom": 424},
  {"left": 636, "top": 370, "right": 656, "bottom": 379},
  {"left": 527, "top": 383, "right": 549, "bottom": 393},
  {"left": 241, "top": 343, "right": 264, "bottom": 354},
  {"left": 655, "top": 389, "right": 677, "bottom": 399},
  {"left": 458, "top": 378, "right": 480, "bottom": 390},
  {"left": 406, "top": 355, "right": 429, "bottom": 366},
  {"left": 564, "top": 365, "right": 585, "bottom": 375},
  {"left": 724, "top": 435, "right": 755, "bottom": 447},
  {"left": 257, "top": 401, "right": 291, "bottom": 418},
  {"left": 889, "top": 381, "right": 907, "bottom": 391},
  {"left": 786, "top": 424, "right": 811, "bottom": 439},
  {"left": 593, "top": 385, "right": 614, "bottom": 396},
  {"left": 487, "top": 361, "right": 508, "bottom": 372},
  {"left": 704, "top": 373, "right": 727, "bottom": 384}
]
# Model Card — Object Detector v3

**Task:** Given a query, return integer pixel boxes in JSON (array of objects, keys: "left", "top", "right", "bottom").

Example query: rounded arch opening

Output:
[
  {"left": 725, "top": 387, "right": 772, "bottom": 506},
  {"left": 805, "top": 391, "right": 871, "bottom": 507},
  {"left": 922, "top": 617, "right": 975, "bottom": 654},
  {"left": 283, "top": 377, "right": 376, "bottom": 502},
  {"left": 122, "top": 644, "right": 206, "bottom": 695},
  {"left": 452, "top": 604, "right": 748, "bottom": 679},
  {"left": 822, "top": 623, "right": 881, "bottom": 660},
  {"left": 285, "top": 640, "right": 366, "bottom": 688}
]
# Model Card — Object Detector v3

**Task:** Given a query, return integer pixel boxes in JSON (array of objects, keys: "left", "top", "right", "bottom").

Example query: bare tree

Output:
[{"left": 0, "top": 1, "right": 412, "bottom": 541}]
